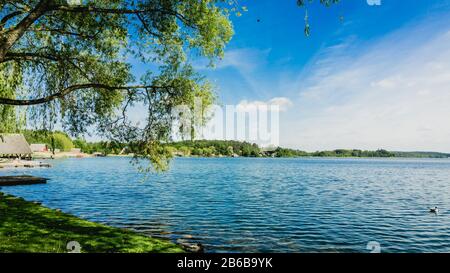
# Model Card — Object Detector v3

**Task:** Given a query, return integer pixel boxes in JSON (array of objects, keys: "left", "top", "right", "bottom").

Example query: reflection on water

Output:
[{"left": 2, "top": 157, "right": 450, "bottom": 253}]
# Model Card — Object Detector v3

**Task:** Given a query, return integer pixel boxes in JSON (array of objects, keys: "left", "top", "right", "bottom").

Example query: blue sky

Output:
[
  {"left": 197, "top": 0, "right": 447, "bottom": 103},
  {"left": 184, "top": 0, "right": 450, "bottom": 152},
  {"left": 124, "top": 0, "right": 450, "bottom": 152}
]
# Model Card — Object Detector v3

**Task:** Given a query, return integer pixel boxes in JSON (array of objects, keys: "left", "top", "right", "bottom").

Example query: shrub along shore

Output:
[
  {"left": 20, "top": 130, "right": 450, "bottom": 158},
  {"left": 0, "top": 192, "right": 184, "bottom": 253}
]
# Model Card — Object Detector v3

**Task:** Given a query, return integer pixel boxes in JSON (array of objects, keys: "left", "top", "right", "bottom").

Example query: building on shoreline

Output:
[
  {"left": 0, "top": 134, "right": 33, "bottom": 160},
  {"left": 30, "top": 144, "right": 48, "bottom": 153}
]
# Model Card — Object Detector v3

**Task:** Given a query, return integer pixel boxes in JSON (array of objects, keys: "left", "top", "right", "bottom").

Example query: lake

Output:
[{"left": 1, "top": 157, "right": 450, "bottom": 253}]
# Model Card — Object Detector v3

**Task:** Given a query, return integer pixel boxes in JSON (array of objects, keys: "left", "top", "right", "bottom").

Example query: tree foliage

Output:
[
  {"left": 170, "top": 140, "right": 260, "bottom": 157},
  {"left": 296, "top": 0, "right": 341, "bottom": 36},
  {"left": 0, "top": 0, "right": 234, "bottom": 170},
  {"left": 0, "top": 62, "right": 25, "bottom": 132},
  {"left": 0, "top": 0, "right": 341, "bottom": 169},
  {"left": 23, "top": 129, "right": 74, "bottom": 151},
  {"left": 26, "top": 132, "right": 442, "bottom": 159}
]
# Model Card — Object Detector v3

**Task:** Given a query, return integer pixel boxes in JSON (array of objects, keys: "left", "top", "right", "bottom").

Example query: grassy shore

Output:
[{"left": 0, "top": 192, "right": 184, "bottom": 253}]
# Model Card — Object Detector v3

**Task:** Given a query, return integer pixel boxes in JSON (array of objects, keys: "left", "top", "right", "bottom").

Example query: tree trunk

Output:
[{"left": 0, "top": 0, "right": 51, "bottom": 62}]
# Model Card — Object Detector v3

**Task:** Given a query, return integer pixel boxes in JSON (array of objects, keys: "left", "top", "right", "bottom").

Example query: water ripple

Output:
[{"left": 2, "top": 157, "right": 450, "bottom": 253}]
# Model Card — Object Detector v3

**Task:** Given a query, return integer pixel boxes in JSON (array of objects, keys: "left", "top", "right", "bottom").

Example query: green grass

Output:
[{"left": 0, "top": 192, "right": 185, "bottom": 253}]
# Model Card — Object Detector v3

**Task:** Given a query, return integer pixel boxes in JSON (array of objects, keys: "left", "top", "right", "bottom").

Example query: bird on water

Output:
[{"left": 429, "top": 207, "right": 439, "bottom": 214}]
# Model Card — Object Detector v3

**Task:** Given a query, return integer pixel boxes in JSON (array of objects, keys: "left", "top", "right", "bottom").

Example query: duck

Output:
[{"left": 429, "top": 206, "right": 439, "bottom": 214}]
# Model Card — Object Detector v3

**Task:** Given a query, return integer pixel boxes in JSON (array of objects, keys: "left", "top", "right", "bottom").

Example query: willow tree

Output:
[
  {"left": 0, "top": 0, "right": 338, "bottom": 169},
  {"left": 0, "top": 0, "right": 234, "bottom": 169},
  {"left": 0, "top": 62, "right": 25, "bottom": 132}
]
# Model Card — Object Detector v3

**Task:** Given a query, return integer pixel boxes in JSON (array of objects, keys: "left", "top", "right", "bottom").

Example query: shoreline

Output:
[
  {"left": 0, "top": 159, "right": 51, "bottom": 169},
  {"left": 0, "top": 192, "right": 185, "bottom": 253},
  {"left": 2, "top": 154, "right": 449, "bottom": 170}
]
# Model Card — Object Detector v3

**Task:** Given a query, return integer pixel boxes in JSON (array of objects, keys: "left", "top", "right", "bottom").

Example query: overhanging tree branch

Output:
[
  {"left": 0, "top": 0, "right": 52, "bottom": 60},
  {"left": 0, "top": 83, "right": 171, "bottom": 106},
  {"left": 3, "top": 51, "right": 59, "bottom": 62},
  {"left": 27, "top": 27, "right": 101, "bottom": 39},
  {"left": 48, "top": 4, "right": 195, "bottom": 28},
  {"left": 0, "top": 10, "right": 25, "bottom": 29},
  {"left": 0, "top": 1, "right": 194, "bottom": 61}
]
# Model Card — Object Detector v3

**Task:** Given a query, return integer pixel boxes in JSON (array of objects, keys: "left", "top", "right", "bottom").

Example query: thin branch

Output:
[
  {"left": 0, "top": 83, "right": 171, "bottom": 106},
  {"left": 0, "top": 0, "right": 52, "bottom": 60},
  {"left": 136, "top": 13, "right": 163, "bottom": 39},
  {"left": 0, "top": 11, "right": 25, "bottom": 29},
  {"left": 3, "top": 51, "right": 59, "bottom": 62},
  {"left": 28, "top": 27, "right": 100, "bottom": 39},
  {"left": 3, "top": 51, "right": 112, "bottom": 83},
  {"left": 49, "top": 4, "right": 195, "bottom": 28},
  {"left": 51, "top": 5, "right": 162, "bottom": 15}
]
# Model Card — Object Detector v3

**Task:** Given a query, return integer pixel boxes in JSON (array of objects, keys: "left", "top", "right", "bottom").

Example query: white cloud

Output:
[
  {"left": 281, "top": 17, "right": 450, "bottom": 152},
  {"left": 216, "top": 48, "right": 271, "bottom": 73},
  {"left": 194, "top": 48, "right": 271, "bottom": 74},
  {"left": 370, "top": 78, "right": 398, "bottom": 89},
  {"left": 237, "top": 97, "right": 293, "bottom": 112},
  {"left": 193, "top": 48, "right": 276, "bottom": 99},
  {"left": 268, "top": 97, "right": 294, "bottom": 111}
]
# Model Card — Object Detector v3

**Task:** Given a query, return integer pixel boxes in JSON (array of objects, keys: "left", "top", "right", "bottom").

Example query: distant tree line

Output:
[
  {"left": 168, "top": 140, "right": 260, "bottom": 157},
  {"left": 72, "top": 139, "right": 126, "bottom": 156},
  {"left": 23, "top": 130, "right": 73, "bottom": 153},
  {"left": 21, "top": 130, "right": 450, "bottom": 158},
  {"left": 392, "top": 151, "right": 450, "bottom": 158},
  {"left": 262, "top": 148, "right": 395, "bottom": 158}
]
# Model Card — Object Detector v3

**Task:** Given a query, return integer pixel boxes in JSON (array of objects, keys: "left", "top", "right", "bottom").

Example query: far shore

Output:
[
  {"left": 2, "top": 152, "right": 449, "bottom": 170},
  {"left": 2, "top": 154, "right": 450, "bottom": 169}
]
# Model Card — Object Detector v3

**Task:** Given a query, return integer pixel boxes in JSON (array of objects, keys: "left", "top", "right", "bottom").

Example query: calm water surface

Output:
[{"left": 1, "top": 157, "right": 450, "bottom": 253}]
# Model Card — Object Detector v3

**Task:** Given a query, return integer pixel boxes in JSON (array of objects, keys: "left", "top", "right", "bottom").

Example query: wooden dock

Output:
[{"left": 0, "top": 175, "right": 48, "bottom": 186}]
